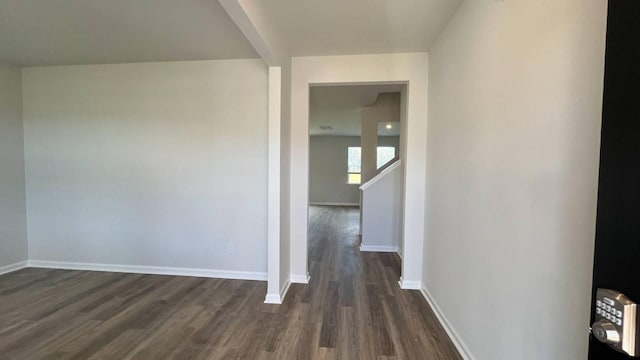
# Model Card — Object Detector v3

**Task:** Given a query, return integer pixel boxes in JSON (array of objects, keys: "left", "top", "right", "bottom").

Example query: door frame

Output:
[{"left": 288, "top": 53, "right": 429, "bottom": 289}]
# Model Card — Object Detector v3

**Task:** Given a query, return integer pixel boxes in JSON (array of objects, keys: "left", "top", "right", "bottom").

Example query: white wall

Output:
[
  {"left": 22, "top": 59, "right": 269, "bottom": 276},
  {"left": 0, "top": 62, "right": 28, "bottom": 270},
  {"left": 309, "top": 136, "right": 361, "bottom": 205},
  {"left": 290, "top": 53, "right": 428, "bottom": 288},
  {"left": 360, "top": 161, "right": 403, "bottom": 252},
  {"left": 308, "top": 135, "right": 400, "bottom": 206},
  {"left": 425, "top": 1, "right": 608, "bottom": 359}
]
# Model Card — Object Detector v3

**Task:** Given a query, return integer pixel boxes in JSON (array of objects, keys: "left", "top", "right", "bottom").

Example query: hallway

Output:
[{"left": 300, "top": 205, "right": 461, "bottom": 359}]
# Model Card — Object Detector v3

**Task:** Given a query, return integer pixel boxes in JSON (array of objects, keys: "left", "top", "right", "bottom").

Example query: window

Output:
[
  {"left": 347, "top": 146, "right": 397, "bottom": 184},
  {"left": 376, "top": 146, "right": 396, "bottom": 169},
  {"left": 347, "top": 147, "right": 361, "bottom": 184}
]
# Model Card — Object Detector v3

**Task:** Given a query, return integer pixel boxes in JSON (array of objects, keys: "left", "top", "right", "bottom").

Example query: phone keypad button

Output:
[
  {"left": 596, "top": 308, "right": 602, "bottom": 315},
  {"left": 616, "top": 310, "right": 622, "bottom": 317},
  {"left": 597, "top": 300, "right": 602, "bottom": 308},
  {"left": 616, "top": 318, "right": 622, "bottom": 326},
  {"left": 606, "top": 305, "right": 612, "bottom": 312}
]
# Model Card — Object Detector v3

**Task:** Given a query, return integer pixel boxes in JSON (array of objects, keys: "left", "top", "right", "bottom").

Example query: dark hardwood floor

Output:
[{"left": 0, "top": 206, "right": 461, "bottom": 359}]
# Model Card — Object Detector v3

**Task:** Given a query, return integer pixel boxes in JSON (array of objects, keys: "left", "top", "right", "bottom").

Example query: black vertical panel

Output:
[{"left": 589, "top": 1, "right": 640, "bottom": 359}]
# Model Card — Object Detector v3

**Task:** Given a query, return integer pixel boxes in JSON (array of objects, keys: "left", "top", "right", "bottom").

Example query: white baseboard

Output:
[
  {"left": 27, "top": 260, "right": 267, "bottom": 281},
  {"left": 280, "top": 277, "right": 292, "bottom": 300},
  {"left": 398, "top": 277, "right": 421, "bottom": 290},
  {"left": 0, "top": 260, "right": 28, "bottom": 276},
  {"left": 309, "top": 202, "right": 359, "bottom": 207},
  {"left": 264, "top": 293, "right": 281, "bottom": 304},
  {"left": 397, "top": 249, "right": 403, "bottom": 260},
  {"left": 420, "top": 284, "right": 475, "bottom": 360},
  {"left": 290, "top": 273, "right": 310, "bottom": 284},
  {"left": 264, "top": 276, "right": 292, "bottom": 304},
  {"left": 360, "top": 245, "right": 398, "bottom": 252}
]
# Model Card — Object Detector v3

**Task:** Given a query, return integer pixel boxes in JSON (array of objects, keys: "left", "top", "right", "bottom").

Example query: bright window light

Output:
[
  {"left": 347, "top": 147, "right": 361, "bottom": 184},
  {"left": 376, "top": 147, "right": 396, "bottom": 169}
]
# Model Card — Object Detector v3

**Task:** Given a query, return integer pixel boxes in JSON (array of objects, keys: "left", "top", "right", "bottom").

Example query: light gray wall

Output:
[
  {"left": 22, "top": 59, "right": 269, "bottom": 274},
  {"left": 361, "top": 162, "right": 403, "bottom": 251},
  {"left": 308, "top": 135, "right": 400, "bottom": 205},
  {"left": 425, "top": 1, "right": 607, "bottom": 359},
  {"left": 0, "top": 62, "right": 28, "bottom": 269},
  {"left": 309, "top": 136, "right": 361, "bottom": 205}
]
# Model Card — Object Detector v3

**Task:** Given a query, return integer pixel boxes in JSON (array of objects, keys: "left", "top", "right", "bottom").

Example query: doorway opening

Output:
[{"left": 307, "top": 84, "right": 405, "bottom": 287}]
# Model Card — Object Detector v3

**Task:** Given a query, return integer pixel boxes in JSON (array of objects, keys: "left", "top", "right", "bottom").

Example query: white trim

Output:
[
  {"left": 264, "top": 276, "right": 291, "bottom": 304},
  {"left": 266, "top": 66, "right": 282, "bottom": 301},
  {"left": 359, "top": 160, "right": 402, "bottom": 190},
  {"left": 218, "top": 0, "right": 276, "bottom": 65},
  {"left": 0, "top": 260, "right": 28, "bottom": 276},
  {"left": 398, "top": 277, "right": 421, "bottom": 290},
  {"left": 264, "top": 293, "right": 281, "bottom": 304},
  {"left": 290, "top": 273, "right": 310, "bottom": 284},
  {"left": 309, "top": 202, "right": 359, "bottom": 207},
  {"left": 420, "top": 284, "right": 476, "bottom": 360},
  {"left": 359, "top": 245, "right": 398, "bottom": 252},
  {"left": 397, "top": 249, "right": 403, "bottom": 260},
  {"left": 289, "top": 54, "right": 429, "bottom": 291},
  {"left": 27, "top": 260, "right": 267, "bottom": 281},
  {"left": 279, "top": 277, "right": 291, "bottom": 300}
]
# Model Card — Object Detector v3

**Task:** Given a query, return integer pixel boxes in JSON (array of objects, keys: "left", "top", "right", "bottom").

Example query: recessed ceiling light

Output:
[{"left": 386, "top": 124, "right": 393, "bottom": 129}]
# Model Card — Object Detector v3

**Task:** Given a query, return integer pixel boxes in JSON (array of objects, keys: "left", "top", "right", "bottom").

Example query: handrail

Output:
[
  {"left": 359, "top": 159, "right": 401, "bottom": 191},
  {"left": 376, "top": 155, "right": 400, "bottom": 174}
]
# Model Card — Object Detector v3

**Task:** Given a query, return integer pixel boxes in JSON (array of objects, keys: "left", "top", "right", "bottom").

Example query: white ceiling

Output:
[
  {"left": 240, "top": 0, "right": 463, "bottom": 56},
  {"left": 310, "top": 85, "right": 401, "bottom": 137},
  {"left": 0, "top": 0, "right": 258, "bottom": 66}
]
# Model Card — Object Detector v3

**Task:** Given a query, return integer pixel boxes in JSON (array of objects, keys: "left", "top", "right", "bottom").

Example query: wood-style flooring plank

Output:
[{"left": 0, "top": 206, "right": 462, "bottom": 360}]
